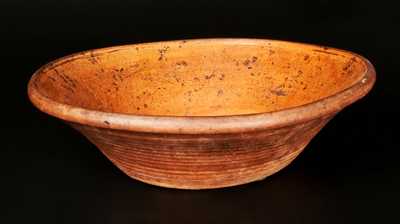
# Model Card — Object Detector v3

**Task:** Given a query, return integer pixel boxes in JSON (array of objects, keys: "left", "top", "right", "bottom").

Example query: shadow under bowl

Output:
[{"left": 28, "top": 38, "right": 376, "bottom": 189}]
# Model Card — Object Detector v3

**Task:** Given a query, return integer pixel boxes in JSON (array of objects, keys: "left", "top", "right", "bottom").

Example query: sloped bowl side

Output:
[
  {"left": 70, "top": 115, "right": 332, "bottom": 189},
  {"left": 28, "top": 38, "right": 376, "bottom": 189}
]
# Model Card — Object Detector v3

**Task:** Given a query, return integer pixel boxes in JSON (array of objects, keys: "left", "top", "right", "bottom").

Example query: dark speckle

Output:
[
  {"left": 217, "top": 89, "right": 224, "bottom": 96},
  {"left": 251, "top": 56, "right": 258, "bottom": 62},
  {"left": 104, "top": 121, "right": 110, "bottom": 125},
  {"left": 304, "top": 55, "right": 310, "bottom": 61},
  {"left": 137, "top": 107, "right": 140, "bottom": 110},
  {"left": 270, "top": 86, "right": 287, "bottom": 96},
  {"left": 205, "top": 73, "right": 215, "bottom": 79},
  {"left": 219, "top": 74, "right": 225, "bottom": 80},
  {"left": 176, "top": 61, "right": 188, "bottom": 66},
  {"left": 158, "top": 46, "right": 170, "bottom": 61},
  {"left": 193, "top": 77, "right": 200, "bottom": 81},
  {"left": 243, "top": 59, "right": 251, "bottom": 66},
  {"left": 144, "top": 104, "right": 148, "bottom": 108}
]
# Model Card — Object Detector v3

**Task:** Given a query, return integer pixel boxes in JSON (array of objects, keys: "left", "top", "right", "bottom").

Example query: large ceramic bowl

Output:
[{"left": 28, "top": 39, "right": 375, "bottom": 189}]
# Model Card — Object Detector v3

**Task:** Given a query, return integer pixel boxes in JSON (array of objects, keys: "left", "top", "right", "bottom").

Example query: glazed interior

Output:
[{"left": 33, "top": 39, "right": 367, "bottom": 116}]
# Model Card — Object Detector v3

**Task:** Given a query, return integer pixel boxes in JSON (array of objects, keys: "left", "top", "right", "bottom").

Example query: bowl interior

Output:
[{"left": 33, "top": 39, "right": 367, "bottom": 116}]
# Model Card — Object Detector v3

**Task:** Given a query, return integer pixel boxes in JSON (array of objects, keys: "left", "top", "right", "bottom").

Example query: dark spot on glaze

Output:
[
  {"left": 137, "top": 107, "right": 140, "bottom": 110},
  {"left": 217, "top": 89, "right": 224, "bottom": 96},
  {"left": 219, "top": 74, "right": 225, "bottom": 80},
  {"left": 193, "top": 77, "right": 200, "bottom": 81},
  {"left": 342, "top": 57, "right": 357, "bottom": 72},
  {"left": 205, "top": 73, "right": 215, "bottom": 80},
  {"left": 176, "top": 61, "right": 188, "bottom": 66},
  {"left": 243, "top": 59, "right": 251, "bottom": 66},
  {"left": 270, "top": 86, "right": 287, "bottom": 96},
  {"left": 251, "top": 56, "right": 258, "bottom": 63},
  {"left": 298, "top": 70, "right": 303, "bottom": 75},
  {"left": 144, "top": 104, "right": 148, "bottom": 108},
  {"left": 104, "top": 121, "right": 110, "bottom": 125},
  {"left": 158, "top": 46, "right": 170, "bottom": 61},
  {"left": 304, "top": 55, "right": 310, "bottom": 61}
]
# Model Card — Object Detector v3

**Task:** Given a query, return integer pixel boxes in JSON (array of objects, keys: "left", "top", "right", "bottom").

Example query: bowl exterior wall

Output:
[{"left": 70, "top": 115, "right": 333, "bottom": 189}]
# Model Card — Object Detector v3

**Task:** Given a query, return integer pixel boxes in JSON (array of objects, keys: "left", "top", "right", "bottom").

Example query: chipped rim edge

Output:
[{"left": 27, "top": 38, "right": 376, "bottom": 134}]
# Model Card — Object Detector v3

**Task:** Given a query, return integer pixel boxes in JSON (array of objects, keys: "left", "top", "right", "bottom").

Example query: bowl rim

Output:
[{"left": 28, "top": 38, "right": 376, "bottom": 134}]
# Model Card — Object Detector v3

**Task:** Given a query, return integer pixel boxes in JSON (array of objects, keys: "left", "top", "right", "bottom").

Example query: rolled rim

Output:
[{"left": 28, "top": 38, "right": 376, "bottom": 134}]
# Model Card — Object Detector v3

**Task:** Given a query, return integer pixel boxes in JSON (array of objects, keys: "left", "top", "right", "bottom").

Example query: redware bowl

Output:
[{"left": 28, "top": 38, "right": 376, "bottom": 189}]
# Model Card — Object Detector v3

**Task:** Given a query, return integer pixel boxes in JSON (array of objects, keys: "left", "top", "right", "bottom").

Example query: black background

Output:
[{"left": 2, "top": 0, "right": 399, "bottom": 223}]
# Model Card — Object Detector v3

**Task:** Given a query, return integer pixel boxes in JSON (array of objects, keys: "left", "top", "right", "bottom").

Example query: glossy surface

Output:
[{"left": 28, "top": 39, "right": 375, "bottom": 189}]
